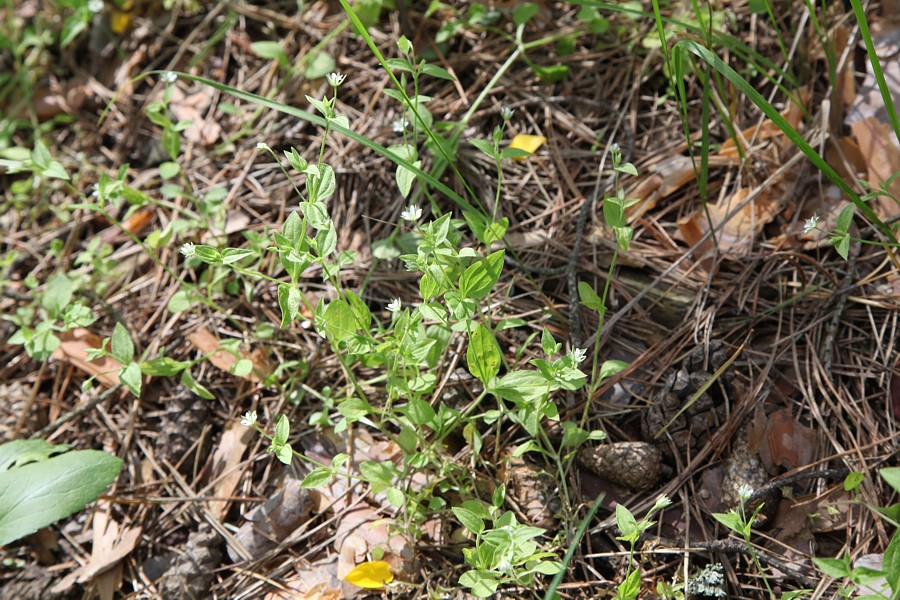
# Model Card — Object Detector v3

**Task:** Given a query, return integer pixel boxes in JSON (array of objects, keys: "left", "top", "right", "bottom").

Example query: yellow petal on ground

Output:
[
  {"left": 509, "top": 134, "right": 547, "bottom": 161},
  {"left": 110, "top": 0, "right": 134, "bottom": 35},
  {"left": 344, "top": 560, "right": 394, "bottom": 589}
]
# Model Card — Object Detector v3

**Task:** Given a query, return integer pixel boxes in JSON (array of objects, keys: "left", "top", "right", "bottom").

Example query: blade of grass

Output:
[
  {"left": 849, "top": 0, "right": 900, "bottom": 147},
  {"left": 144, "top": 72, "right": 480, "bottom": 216},
  {"left": 543, "top": 492, "right": 605, "bottom": 600},
  {"left": 675, "top": 39, "right": 898, "bottom": 245},
  {"left": 335, "top": 0, "right": 487, "bottom": 217}
]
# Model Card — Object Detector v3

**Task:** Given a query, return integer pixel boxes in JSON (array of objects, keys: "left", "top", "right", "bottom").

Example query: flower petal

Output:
[
  {"left": 509, "top": 134, "right": 547, "bottom": 161},
  {"left": 345, "top": 560, "right": 394, "bottom": 589}
]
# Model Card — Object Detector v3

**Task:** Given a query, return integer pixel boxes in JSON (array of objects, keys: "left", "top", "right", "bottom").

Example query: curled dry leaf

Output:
[
  {"left": 227, "top": 478, "right": 319, "bottom": 562},
  {"left": 187, "top": 326, "right": 270, "bottom": 383},
  {"left": 208, "top": 420, "right": 253, "bottom": 520},
  {"left": 757, "top": 407, "right": 816, "bottom": 473},
  {"left": 166, "top": 86, "right": 222, "bottom": 147},
  {"left": 51, "top": 328, "right": 123, "bottom": 388}
]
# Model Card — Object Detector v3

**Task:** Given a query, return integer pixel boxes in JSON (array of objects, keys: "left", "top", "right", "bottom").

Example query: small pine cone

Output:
[{"left": 577, "top": 442, "right": 662, "bottom": 491}]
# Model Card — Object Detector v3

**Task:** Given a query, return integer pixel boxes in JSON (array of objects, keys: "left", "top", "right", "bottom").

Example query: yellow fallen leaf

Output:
[
  {"left": 509, "top": 134, "right": 547, "bottom": 161},
  {"left": 344, "top": 560, "right": 394, "bottom": 589},
  {"left": 110, "top": 0, "right": 134, "bottom": 35}
]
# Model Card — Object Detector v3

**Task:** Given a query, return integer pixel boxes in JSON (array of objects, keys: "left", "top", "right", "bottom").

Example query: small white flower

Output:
[
  {"left": 400, "top": 204, "right": 422, "bottom": 222},
  {"left": 256, "top": 142, "right": 270, "bottom": 151},
  {"left": 570, "top": 347, "right": 587, "bottom": 364},
  {"left": 91, "top": 184, "right": 102, "bottom": 198},
  {"left": 610, "top": 142, "right": 621, "bottom": 155},
  {"left": 392, "top": 117, "right": 409, "bottom": 133},
  {"left": 326, "top": 72, "right": 346, "bottom": 87},
  {"left": 240, "top": 410, "right": 257, "bottom": 427},
  {"left": 180, "top": 242, "right": 196, "bottom": 258},
  {"left": 161, "top": 71, "right": 177, "bottom": 84},
  {"left": 501, "top": 106, "right": 514, "bottom": 121},
  {"left": 387, "top": 298, "right": 402, "bottom": 313},
  {"left": 87, "top": 0, "right": 103, "bottom": 13},
  {"left": 654, "top": 494, "right": 673, "bottom": 510},
  {"left": 738, "top": 483, "right": 754, "bottom": 501},
  {"left": 803, "top": 214, "right": 819, "bottom": 234}
]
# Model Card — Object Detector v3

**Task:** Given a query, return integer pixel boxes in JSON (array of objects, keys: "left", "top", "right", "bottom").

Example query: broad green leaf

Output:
[
  {"left": 278, "top": 284, "right": 301, "bottom": 328},
  {"left": 159, "top": 161, "right": 180, "bottom": 179},
  {"left": 221, "top": 248, "right": 255, "bottom": 264},
  {"left": 180, "top": 369, "right": 215, "bottom": 399},
  {"left": 615, "top": 503, "right": 639, "bottom": 539},
  {"left": 578, "top": 280, "right": 605, "bottom": 314},
  {"left": 338, "top": 397, "right": 372, "bottom": 420},
  {"left": 404, "top": 398, "right": 435, "bottom": 425},
  {"left": 119, "top": 361, "right": 142, "bottom": 397},
  {"left": 883, "top": 530, "right": 900, "bottom": 591},
  {"left": 396, "top": 160, "right": 420, "bottom": 199},
  {"left": 881, "top": 467, "right": 900, "bottom": 494},
  {"left": 302, "top": 51, "right": 336, "bottom": 80},
  {"left": 345, "top": 290, "right": 372, "bottom": 330},
  {"left": 452, "top": 507, "right": 485, "bottom": 534},
  {"left": 274, "top": 414, "right": 290, "bottom": 445},
  {"left": 0, "top": 440, "right": 69, "bottom": 471},
  {"left": 0, "top": 446, "right": 122, "bottom": 545},
  {"left": 42, "top": 273, "right": 73, "bottom": 314},
  {"left": 111, "top": 322, "right": 134, "bottom": 364},
  {"left": 491, "top": 369, "right": 552, "bottom": 403},
  {"left": 459, "top": 570, "right": 499, "bottom": 598},
  {"left": 301, "top": 467, "right": 334, "bottom": 489},
  {"left": 467, "top": 323, "right": 501, "bottom": 384},
  {"left": 251, "top": 41, "right": 286, "bottom": 64},
  {"left": 140, "top": 357, "right": 189, "bottom": 376},
  {"left": 812, "top": 556, "right": 851, "bottom": 578},
  {"left": 275, "top": 442, "right": 293, "bottom": 464},
  {"left": 167, "top": 290, "right": 192, "bottom": 313},
  {"left": 460, "top": 250, "right": 504, "bottom": 300},
  {"left": 323, "top": 299, "right": 356, "bottom": 341},
  {"left": 512, "top": 2, "right": 538, "bottom": 26},
  {"left": 599, "top": 359, "right": 628, "bottom": 381}
]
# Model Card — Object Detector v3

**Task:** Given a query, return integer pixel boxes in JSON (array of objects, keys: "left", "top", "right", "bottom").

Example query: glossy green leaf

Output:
[{"left": 0, "top": 445, "right": 122, "bottom": 545}]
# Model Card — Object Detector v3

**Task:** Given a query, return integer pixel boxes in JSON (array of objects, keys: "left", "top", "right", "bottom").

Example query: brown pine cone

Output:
[
  {"left": 641, "top": 341, "right": 730, "bottom": 459},
  {"left": 576, "top": 442, "right": 662, "bottom": 491}
]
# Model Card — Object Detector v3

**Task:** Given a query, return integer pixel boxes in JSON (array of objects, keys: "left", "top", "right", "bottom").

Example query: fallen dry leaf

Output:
[
  {"left": 227, "top": 479, "right": 319, "bottom": 562},
  {"left": 850, "top": 117, "right": 900, "bottom": 220},
  {"left": 168, "top": 86, "right": 222, "bottom": 146},
  {"left": 51, "top": 505, "right": 142, "bottom": 597},
  {"left": 187, "top": 326, "right": 270, "bottom": 382},
  {"left": 678, "top": 187, "right": 781, "bottom": 258},
  {"left": 51, "top": 328, "right": 122, "bottom": 387},
  {"left": 758, "top": 407, "right": 816, "bottom": 472},
  {"left": 208, "top": 421, "right": 253, "bottom": 520}
]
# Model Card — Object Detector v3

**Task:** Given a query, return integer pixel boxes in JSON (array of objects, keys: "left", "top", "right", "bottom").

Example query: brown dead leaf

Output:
[
  {"left": 758, "top": 407, "right": 816, "bottom": 472},
  {"left": 100, "top": 208, "right": 157, "bottom": 244},
  {"left": 265, "top": 556, "right": 343, "bottom": 600},
  {"left": 336, "top": 506, "right": 417, "bottom": 587},
  {"left": 850, "top": 117, "right": 900, "bottom": 219},
  {"left": 187, "top": 327, "right": 270, "bottom": 382},
  {"left": 168, "top": 87, "right": 222, "bottom": 146},
  {"left": 626, "top": 155, "right": 698, "bottom": 220},
  {"left": 718, "top": 92, "right": 807, "bottom": 160},
  {"left": 51, "top": 329, "right": 122, "bottom": 387},
  {"left": 227, "top": 479, "right": 319, "bottom": 563},
  {"left": 208, "top": 421, "right": 253, "bottom": 520},
  {"left": 677, "top": 186, "right": 780, "bottom": 260},
  {"left": 51, "top": 506, "right": 142, "bottom": 597}
]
